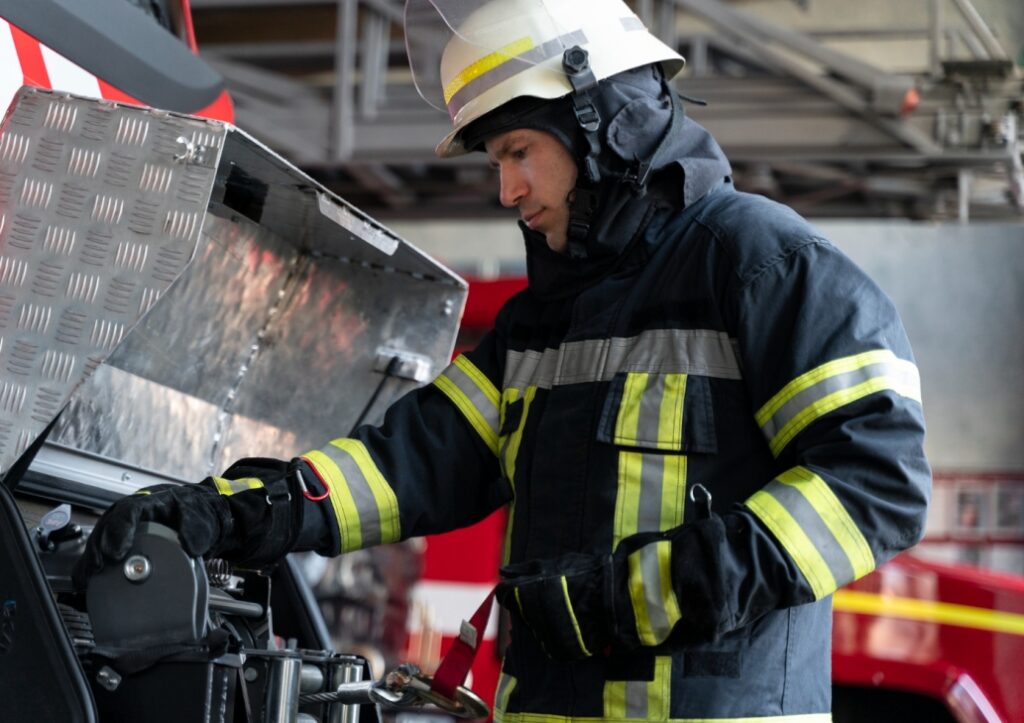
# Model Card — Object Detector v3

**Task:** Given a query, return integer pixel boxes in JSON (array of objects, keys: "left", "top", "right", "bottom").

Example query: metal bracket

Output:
[
  {"left": 374, "top": 348, "right": 433, "bottom": 384},
  {"left": 318, "top": 192, "right": 399, "bottom": 256}
]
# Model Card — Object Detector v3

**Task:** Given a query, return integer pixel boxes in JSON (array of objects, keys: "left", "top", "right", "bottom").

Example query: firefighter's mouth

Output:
[{"left": 522, "top": 210, "right": 543, "bottom": 229}]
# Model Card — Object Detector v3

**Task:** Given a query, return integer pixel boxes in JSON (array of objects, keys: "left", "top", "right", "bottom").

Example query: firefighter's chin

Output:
[{"left": 545, "top": 223, "right": 569, "bottom": 255}]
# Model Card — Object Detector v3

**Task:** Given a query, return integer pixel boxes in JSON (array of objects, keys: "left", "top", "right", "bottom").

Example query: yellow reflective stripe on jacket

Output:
[
  {"left": 433, "top": 355, "right": 501, "bottom": 455},
  {"left": 498, "top": 388, "right": 518, "bottom": 480},
  {"left": 493, "top": 673, "right": 517, "bottom": 719},
  {"left": 614, "top": 372, "right": 647, "bottom": 444},
  {"left": 560, "top": 576, "right": 592, "bottom": 658},
  {"left": 497, "top": 711, "right": 830, "bottom": 723},
  {"left": 628, "top": 541, "right": 682, "bottom": 646},
  {"left": 611, "top": 373, "right": 688, "bottom": 547},
  {"left": 613, "top": 372, "right": 687, "bottom": 450},
  {"left": 211, "top": 477, "right": 264, "bottom": 496},
  {"left": 756, "top": 349, "right": 921, "bottom": 457},
  {"left": 661, "top": 457, "right": 686, "bottom": 533},
  {"left": 657, "top": 374, "right": 687, "bottom": 450},
  {"left": 304, "top": 440, "right": 401, "bottom": 553},
  {"left": 500, "top": 386, "right": 538, "bottom": 483},
  {"left": 500, "top": 386, "right": 538, "bottom": 564},
  {"left": 746, "top": 466, "right": 875, "bottom": 600},
  {"left": 603, "top": 655, "right": 671, "bottom": 720},
  {"left": 613, "top": 453, "right": 686, "bottom": 548},
  {"left": 304, "top": 449, "right": 362, "bottom": 550}
]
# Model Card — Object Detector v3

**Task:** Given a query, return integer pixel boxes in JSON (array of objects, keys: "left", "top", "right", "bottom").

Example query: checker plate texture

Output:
[{"left": 0, "top": 88, "right": 224, "bottom": 475}]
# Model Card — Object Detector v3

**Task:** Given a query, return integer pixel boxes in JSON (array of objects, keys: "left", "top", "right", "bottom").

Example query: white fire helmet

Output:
[{"left": 404, "top": 0, "right": 685, "bottom": 157}]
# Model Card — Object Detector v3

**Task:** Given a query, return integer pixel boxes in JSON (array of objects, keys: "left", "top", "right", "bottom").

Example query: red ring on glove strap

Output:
[{"left": 298, "top": 456, "right": 331, "bottom": 502}]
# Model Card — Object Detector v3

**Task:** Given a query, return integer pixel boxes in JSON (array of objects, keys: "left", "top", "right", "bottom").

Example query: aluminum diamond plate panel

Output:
[
  {"left": 0, "top": 87, "right": 466, "bottom": 494},
  {"left": 0, "top": 87, "right": 225, "bottom": 475}
]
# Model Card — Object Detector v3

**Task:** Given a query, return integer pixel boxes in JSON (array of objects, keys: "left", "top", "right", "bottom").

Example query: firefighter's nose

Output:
[{"left": 498, "top": 165, "right": 526, "bottom": 208}]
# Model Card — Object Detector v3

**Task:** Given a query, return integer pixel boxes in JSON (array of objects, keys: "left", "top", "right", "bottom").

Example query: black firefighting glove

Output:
[
  {"left": 496, "top": 552, "right": 614, "bottom": 661},
  {"left": 496, "top": 516, "right": 731, "bottom": 661},
  {"left": 73, "top": 457, "right": 336, "bottom": 590}
]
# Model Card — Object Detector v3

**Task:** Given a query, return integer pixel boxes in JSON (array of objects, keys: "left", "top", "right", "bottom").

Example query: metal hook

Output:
[{"left": 689, "top": 483, "right": 713, "bottom": 520}]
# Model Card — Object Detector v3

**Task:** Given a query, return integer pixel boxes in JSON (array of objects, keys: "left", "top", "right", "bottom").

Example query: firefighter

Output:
[{"left": 76, "top": 0, "right": 931, "bottom": 719}]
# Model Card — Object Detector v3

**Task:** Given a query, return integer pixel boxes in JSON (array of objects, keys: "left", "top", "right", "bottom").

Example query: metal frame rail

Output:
[{"left": 193, "top": 0, "right": 1023, "bottom": 220}]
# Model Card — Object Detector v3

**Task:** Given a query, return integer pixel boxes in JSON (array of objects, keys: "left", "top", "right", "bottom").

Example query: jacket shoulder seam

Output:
[
  {"left": 691, "top": 210, "right": 828, "bottom": 290},
  {"left": 738, "top": 236, "right": 829, "bottom": 291}
]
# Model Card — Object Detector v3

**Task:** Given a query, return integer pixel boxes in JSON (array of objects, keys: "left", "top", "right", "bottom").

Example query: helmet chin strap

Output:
[
  {"left": 561, "top": 47, "right": 684, "bottom": 260},
  {"left": 562, "top": 46, "right": 602, "bottom": 259}
]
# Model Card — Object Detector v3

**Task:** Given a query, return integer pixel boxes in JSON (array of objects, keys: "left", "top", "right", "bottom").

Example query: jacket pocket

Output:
[
  {"left": 598, "top": 372, "right": 716, "bottom": 454},
  {"left": 601, "top": 372, "right": 717, "bottom": 547}
]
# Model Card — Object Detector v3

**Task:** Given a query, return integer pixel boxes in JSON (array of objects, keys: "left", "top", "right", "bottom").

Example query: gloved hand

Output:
[
  {"left": 73, "top": 457, "right": 333, "bottom": 590},
  {"left": 496, "top": 552, "right": 614, "bottom": 661},
  {"left": 496, "top": 517, "right": 731, "bottom": 661}
]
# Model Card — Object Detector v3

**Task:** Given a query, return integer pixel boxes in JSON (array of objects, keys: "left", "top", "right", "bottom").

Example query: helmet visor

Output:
[{"left": 404, "top": 0, "right": 574, "bottom": 116}]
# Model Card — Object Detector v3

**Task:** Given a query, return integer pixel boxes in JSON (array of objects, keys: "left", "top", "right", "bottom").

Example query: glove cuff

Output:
[
  {"left": 237, "top": 471, "right": 304, "bottom": 566},
  {"left": 291, "top": 458, "right": 342, "bottom": 557},
  {"left": 206, "top": 463, "right": 306, "bottom": 568}
]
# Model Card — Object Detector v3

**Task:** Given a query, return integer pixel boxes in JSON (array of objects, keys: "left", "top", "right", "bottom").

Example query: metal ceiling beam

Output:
[
  {"left": 333, "top": 0, "right": 358, "bottom": 160},
  {"left": 358, "top": 0, "right": 406, "bottom": 25},
  {"left": 678, "top": 0, "right": 910, "bottom": 94},
  {"left": 674, "top": 0, "right": 943, "bottom": 154},
  {"left": 204, "top": 55, "right": 330, "bottom": 162},
  {"left": 949, "top": 0, "right": 1008, "bottom": 59},
  {"left": 195, "top": 0, "right": 1023, "bottom": 221},
  {"left": 202, "top": 40, "right": 336, "bottom": 61}
]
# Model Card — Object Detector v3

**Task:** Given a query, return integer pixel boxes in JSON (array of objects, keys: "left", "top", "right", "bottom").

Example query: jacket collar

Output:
[{"left": 524, "top": 118, "right": 732, "bottom": 300}]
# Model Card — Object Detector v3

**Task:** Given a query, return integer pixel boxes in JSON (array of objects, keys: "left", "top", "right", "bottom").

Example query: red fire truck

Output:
[{"left": 0, "top": 0, "right": 232, "bottom": 124}]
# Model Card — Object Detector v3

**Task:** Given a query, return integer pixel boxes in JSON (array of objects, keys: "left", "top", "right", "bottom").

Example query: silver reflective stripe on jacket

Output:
[
  {"left": 504, "top": 329, "right": 742, "bottom": 390},
  {"left": 745, "top": 466, "right": 875, "bottom": 599},
  {"left": 433, "top": 355, "right": 501, "bottom": 455},
  {"left": 756, "top": 349, "right": 921, "bottom": 457},
  {"left": 304, "top": 439, "right": 401, "bottom": 552}
]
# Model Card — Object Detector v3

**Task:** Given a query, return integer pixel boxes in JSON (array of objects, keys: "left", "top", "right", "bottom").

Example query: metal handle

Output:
[
  {"left": 300, "top": 666, "right": 490, "bottom": 720},
  {"left": 300, "top": 680, "right": 378, "bottom": 706},
  {"left": 404, "top": 678, "right": 490, "bottom": 720}
]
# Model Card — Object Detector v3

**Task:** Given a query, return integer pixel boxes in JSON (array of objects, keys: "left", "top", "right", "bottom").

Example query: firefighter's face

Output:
[{"left": 485, "top": 128, "right": 578, "bottom": 254}]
